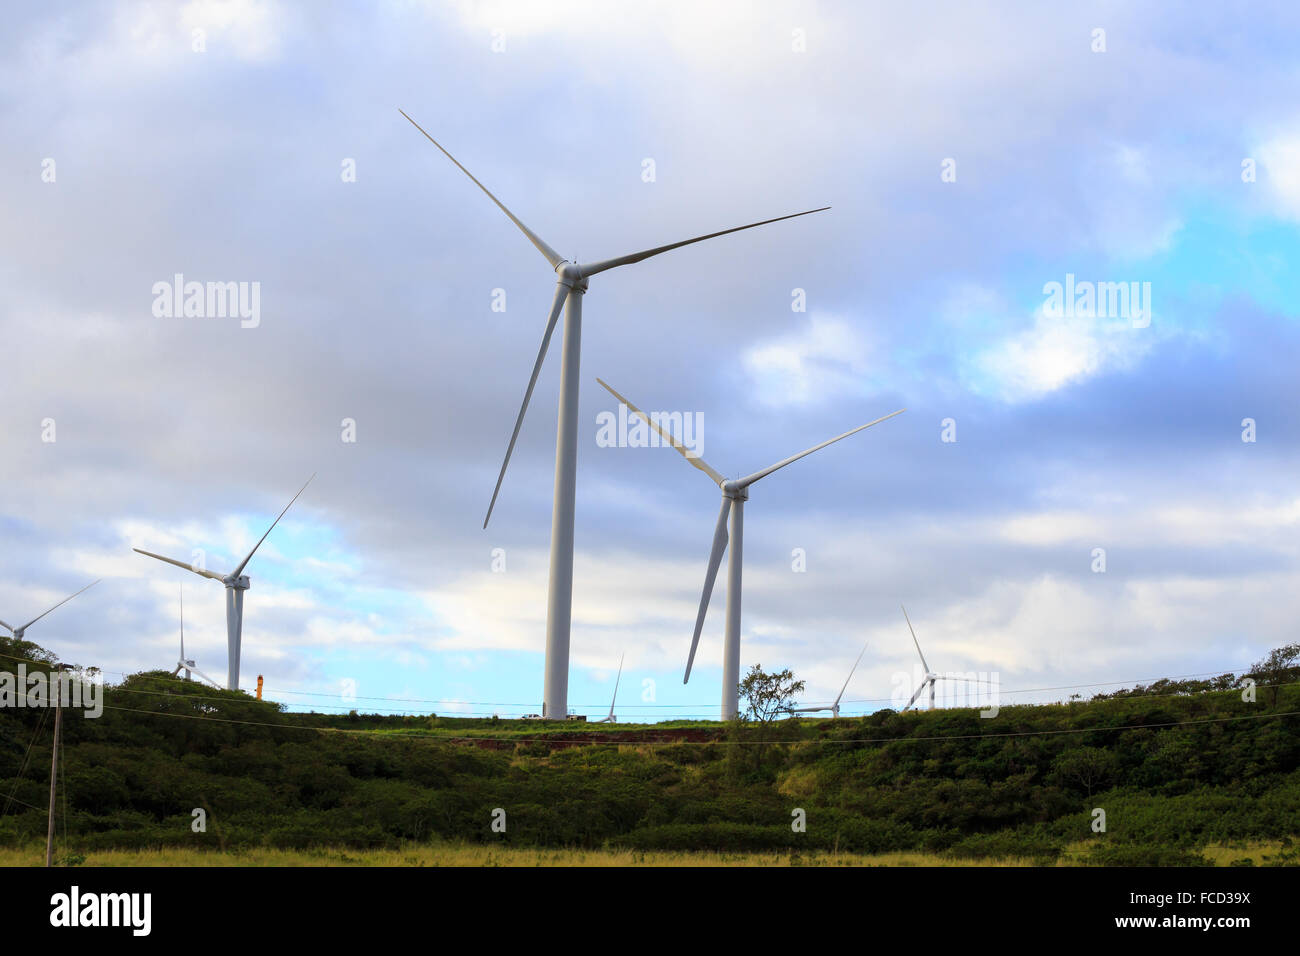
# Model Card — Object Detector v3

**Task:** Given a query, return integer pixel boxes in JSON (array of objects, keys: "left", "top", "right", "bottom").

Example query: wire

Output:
[
  {"left": 0, "top": 647, "right": 1285, "bottom": 714},
  {"left": 1, "top": 705, "right": 50, "bottom": 818},
  {"left": 834, "top": 670, "right": 1254, "bottom": 707},
  {"left": 256, "top": 668, "right": 1247, "bottom": 709},
  {"left": 52, "top": 675, "right": 1300, "bottom": 722},
  {"left": 0, "top": 794, "right": 48, "bottom": 814}
]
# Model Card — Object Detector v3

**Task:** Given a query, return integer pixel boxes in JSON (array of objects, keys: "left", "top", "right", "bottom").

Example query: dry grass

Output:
[
  {"left": 1, "top": 844, "right": 1036, "bottom": 867},
  {"left": 1196, "top": 842, "right": 1285, "bottom": 866},
  {"left": 2, "top": 841, "right": 1282, "bottom": 867}
]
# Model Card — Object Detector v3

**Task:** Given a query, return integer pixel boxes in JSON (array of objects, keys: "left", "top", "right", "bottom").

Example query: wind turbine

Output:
[
  {"left": 598, "top": 653, "right": 624, "bottom": 724},
  {"left": 133, "top": 475, "right": 313, "bottom": 691},
  {"left": 401, "top": 110, "right": 828, "bottom": 720},
  {"left": 597, "top": 378, "right": 903, "bottom": 720},
  {"left": 171, "top": 587, "right": 220, "bottom": 687},
  {"left": 0, "top": 579, "right": 99, "bottom": 641},
  {"left": 900, "top": 604, "right": 980, "bottom": 711},
  {"left": 788, "top": 640, "right": 868, "bottom": 718}
]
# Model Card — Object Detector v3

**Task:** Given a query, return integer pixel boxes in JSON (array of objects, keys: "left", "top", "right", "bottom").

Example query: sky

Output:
[{"left": 2, "top": 0, "right": 1299, "bottom": 720}]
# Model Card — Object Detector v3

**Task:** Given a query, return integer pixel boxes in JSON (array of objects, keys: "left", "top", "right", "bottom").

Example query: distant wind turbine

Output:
[
  {"left": 788, "top": 640, "right": 869, "bottom": 718},
  {"left": 900, "top": 604, "right": 982, "bottom": 711},
  {"left": 0, "top": 579, "right": 99, "bottom": 641},
  {"left": 598, "top": 378, "right": 903, "bottom": 720},
  {"left": 598, "top": 653, "right": 624, "bottom": 724},
  {"left": 134, "top": 475, "right": 314, "bottom": 690},
  {"left": 401, "top": 109, "right": 828, "bottom": 719},
  {"left": 171, "top": 587, "right": 220, "bottom": 687}
]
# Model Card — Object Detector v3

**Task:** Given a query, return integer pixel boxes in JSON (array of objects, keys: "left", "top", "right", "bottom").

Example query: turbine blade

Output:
[
  {"left": 399, "top": 110, "right": 565, "bottom": 271},
  {"left": 231, "top": 474, "right": 315, "bottom": 578},
  {"left": 684, "top": 496, "right": 731, "bottom": 683},
  {"left": 579, "top": 207, "right": 830, "bottom": 278},
  {"left": 901, "top": 604, "right": 930, "bottom": 673},
  {"left": 484, "top": 283, "right": 571, "bottom": 528},
  {"left": 902, "top": 681, "right": 928, "bottom": 711},
  {"left": 608, "top": 652, "right": 624, "bottom": 719},
  {"left": 595, "top": 378, "right": 723, "bottom": 485},
  {"left": 191, "top": 667, "right": 222, "bottom": 688},
  {"left": 134, "top": 549, "right": 226, "bottom": 581},
  {"left": 17, "top": 579, "right": 100, "bottom": 632},
  {"left": 737, "top": 409, "right": 904, "bottom": 489},
  {"left": 179, "top": 586, "right": 185, "bottom": 660},
  {"left": 0, "top": 619, "right": 12, "bottom": 633},
  {"left": 171, "top": 665, "right": 182, "bottom": 677},
  {"left": 834, "top": 640, "right": 869, "bottom": 707}
]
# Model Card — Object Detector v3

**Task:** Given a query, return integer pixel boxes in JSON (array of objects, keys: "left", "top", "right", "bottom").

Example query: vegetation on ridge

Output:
[{"left": 1, "top": 637, "right": 1297, "bottom": 866}]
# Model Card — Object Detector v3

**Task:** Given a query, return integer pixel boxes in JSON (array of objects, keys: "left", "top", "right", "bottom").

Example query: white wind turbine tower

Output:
[
  {"left": 0, "top": 579, "right": 99, "bottom": 642},
  {"left": 598, "top": 653, "right": 624, "bottom": 723},
  {"left": 598, "top": 379, "right": 904, "bottom": 720},
  {"left": 171, "top": 587, "right": 220, "bottom": 687},
  {"left": 133, "top": 475, "right": 313, "bottom": 691},
  {"left": 900, "top": 604, "right": 980, "bottom": 711},
  {"left": 401, "top": 110, "right": 828, "bottom": 720},
  {"left": 788, "top": 640, "right": 869, "bottom": 719}
]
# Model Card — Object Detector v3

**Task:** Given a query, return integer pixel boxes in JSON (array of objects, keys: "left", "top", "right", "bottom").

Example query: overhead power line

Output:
[{"left": 0, "top": 648, "right": 1264, "bottom": 714}]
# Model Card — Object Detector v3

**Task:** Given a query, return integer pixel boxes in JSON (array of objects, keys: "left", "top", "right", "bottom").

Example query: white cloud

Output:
[
  {"left": 420, "top": 547, "right": 704, "bottom": 668},
  {"left": 742, "top": 315, "right": 873, "bottom": 406},
  {"left": 1113, "top": 144, "right": 1152, "bottom": 185},
  {"left": 4, "top": 2, "right": 1299, "bottom": 717},
  {"left": 972, "top": 305, "right": 1155, "bottom": 401},
  {"left": 1257, "top": 131, "right": 1300, "bottom": 219},
  {"left": 1001, "top": 499, "right": 1300, "bottom": 549},
  {"left": 177, "top": 0, "right": 285, "bottom": 62}
]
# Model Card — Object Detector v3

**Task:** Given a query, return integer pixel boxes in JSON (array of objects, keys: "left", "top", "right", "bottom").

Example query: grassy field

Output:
[{"left": 0, "top": 841, "right": 1284, "bottom": 867}]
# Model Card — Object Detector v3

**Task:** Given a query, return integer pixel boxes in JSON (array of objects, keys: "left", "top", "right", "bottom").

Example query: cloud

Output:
[
  {"left": 1257, "top": 130, "right": 1300, "bottom": 219},
  {"left": 742, "top": 315, "right": 874, "bottom": 406},
  {"left": 4, "top": 2, "right": 1300, "bottom": 718},
  {"left": 971, "top": 304, "right": 1156, "bottom": 401},
  {"left": 179, "top": 0, "right": 285, "bottom": 61}
]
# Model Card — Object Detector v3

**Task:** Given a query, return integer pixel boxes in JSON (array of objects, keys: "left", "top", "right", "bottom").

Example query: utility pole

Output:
[{"left": 46, "top": 664, "right": 71, "bottom": 868}]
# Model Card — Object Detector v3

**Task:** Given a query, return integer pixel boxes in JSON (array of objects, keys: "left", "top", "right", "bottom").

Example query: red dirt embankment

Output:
[{"left": 459, "top": 727, "right": 721, "bottom": 751}]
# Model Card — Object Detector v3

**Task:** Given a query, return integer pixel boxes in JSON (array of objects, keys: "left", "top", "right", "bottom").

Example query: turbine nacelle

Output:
[
  {"left": 721, "top": 480, "right": 747, "bottom": 500},
  {"left": 556, "top": 261, "right": 587, "bottom": 289},
  {"left": 221, "top": 574, "right": 251, "bottom": 590}
]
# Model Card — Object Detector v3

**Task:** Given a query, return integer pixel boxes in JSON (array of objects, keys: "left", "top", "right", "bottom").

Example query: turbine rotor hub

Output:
[
  {"left": 556, "top": 261, "right": 588, "bottom": 292},
  {"left": 224, "top": 575, "right": 251, "bottom": 590},
  {"left": 722, "top": 480, "right": 747, "bottom": 500}
]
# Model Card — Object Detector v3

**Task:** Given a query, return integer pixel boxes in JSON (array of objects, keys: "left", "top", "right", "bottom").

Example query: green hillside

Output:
[{"left": 2, "top": 637, "right": 1298, "bottom": 866}]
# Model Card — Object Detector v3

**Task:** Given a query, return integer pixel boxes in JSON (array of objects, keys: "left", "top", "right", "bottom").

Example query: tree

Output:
[
  {"left": 1248, "top": 643, "right": 1300, "bottom": 707},
  {"left": 1050, "top": 746, "right": 1118, "bottom": 798},
  {"left": 738, "top": 665, "right": 805, "bottom": 725}
]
